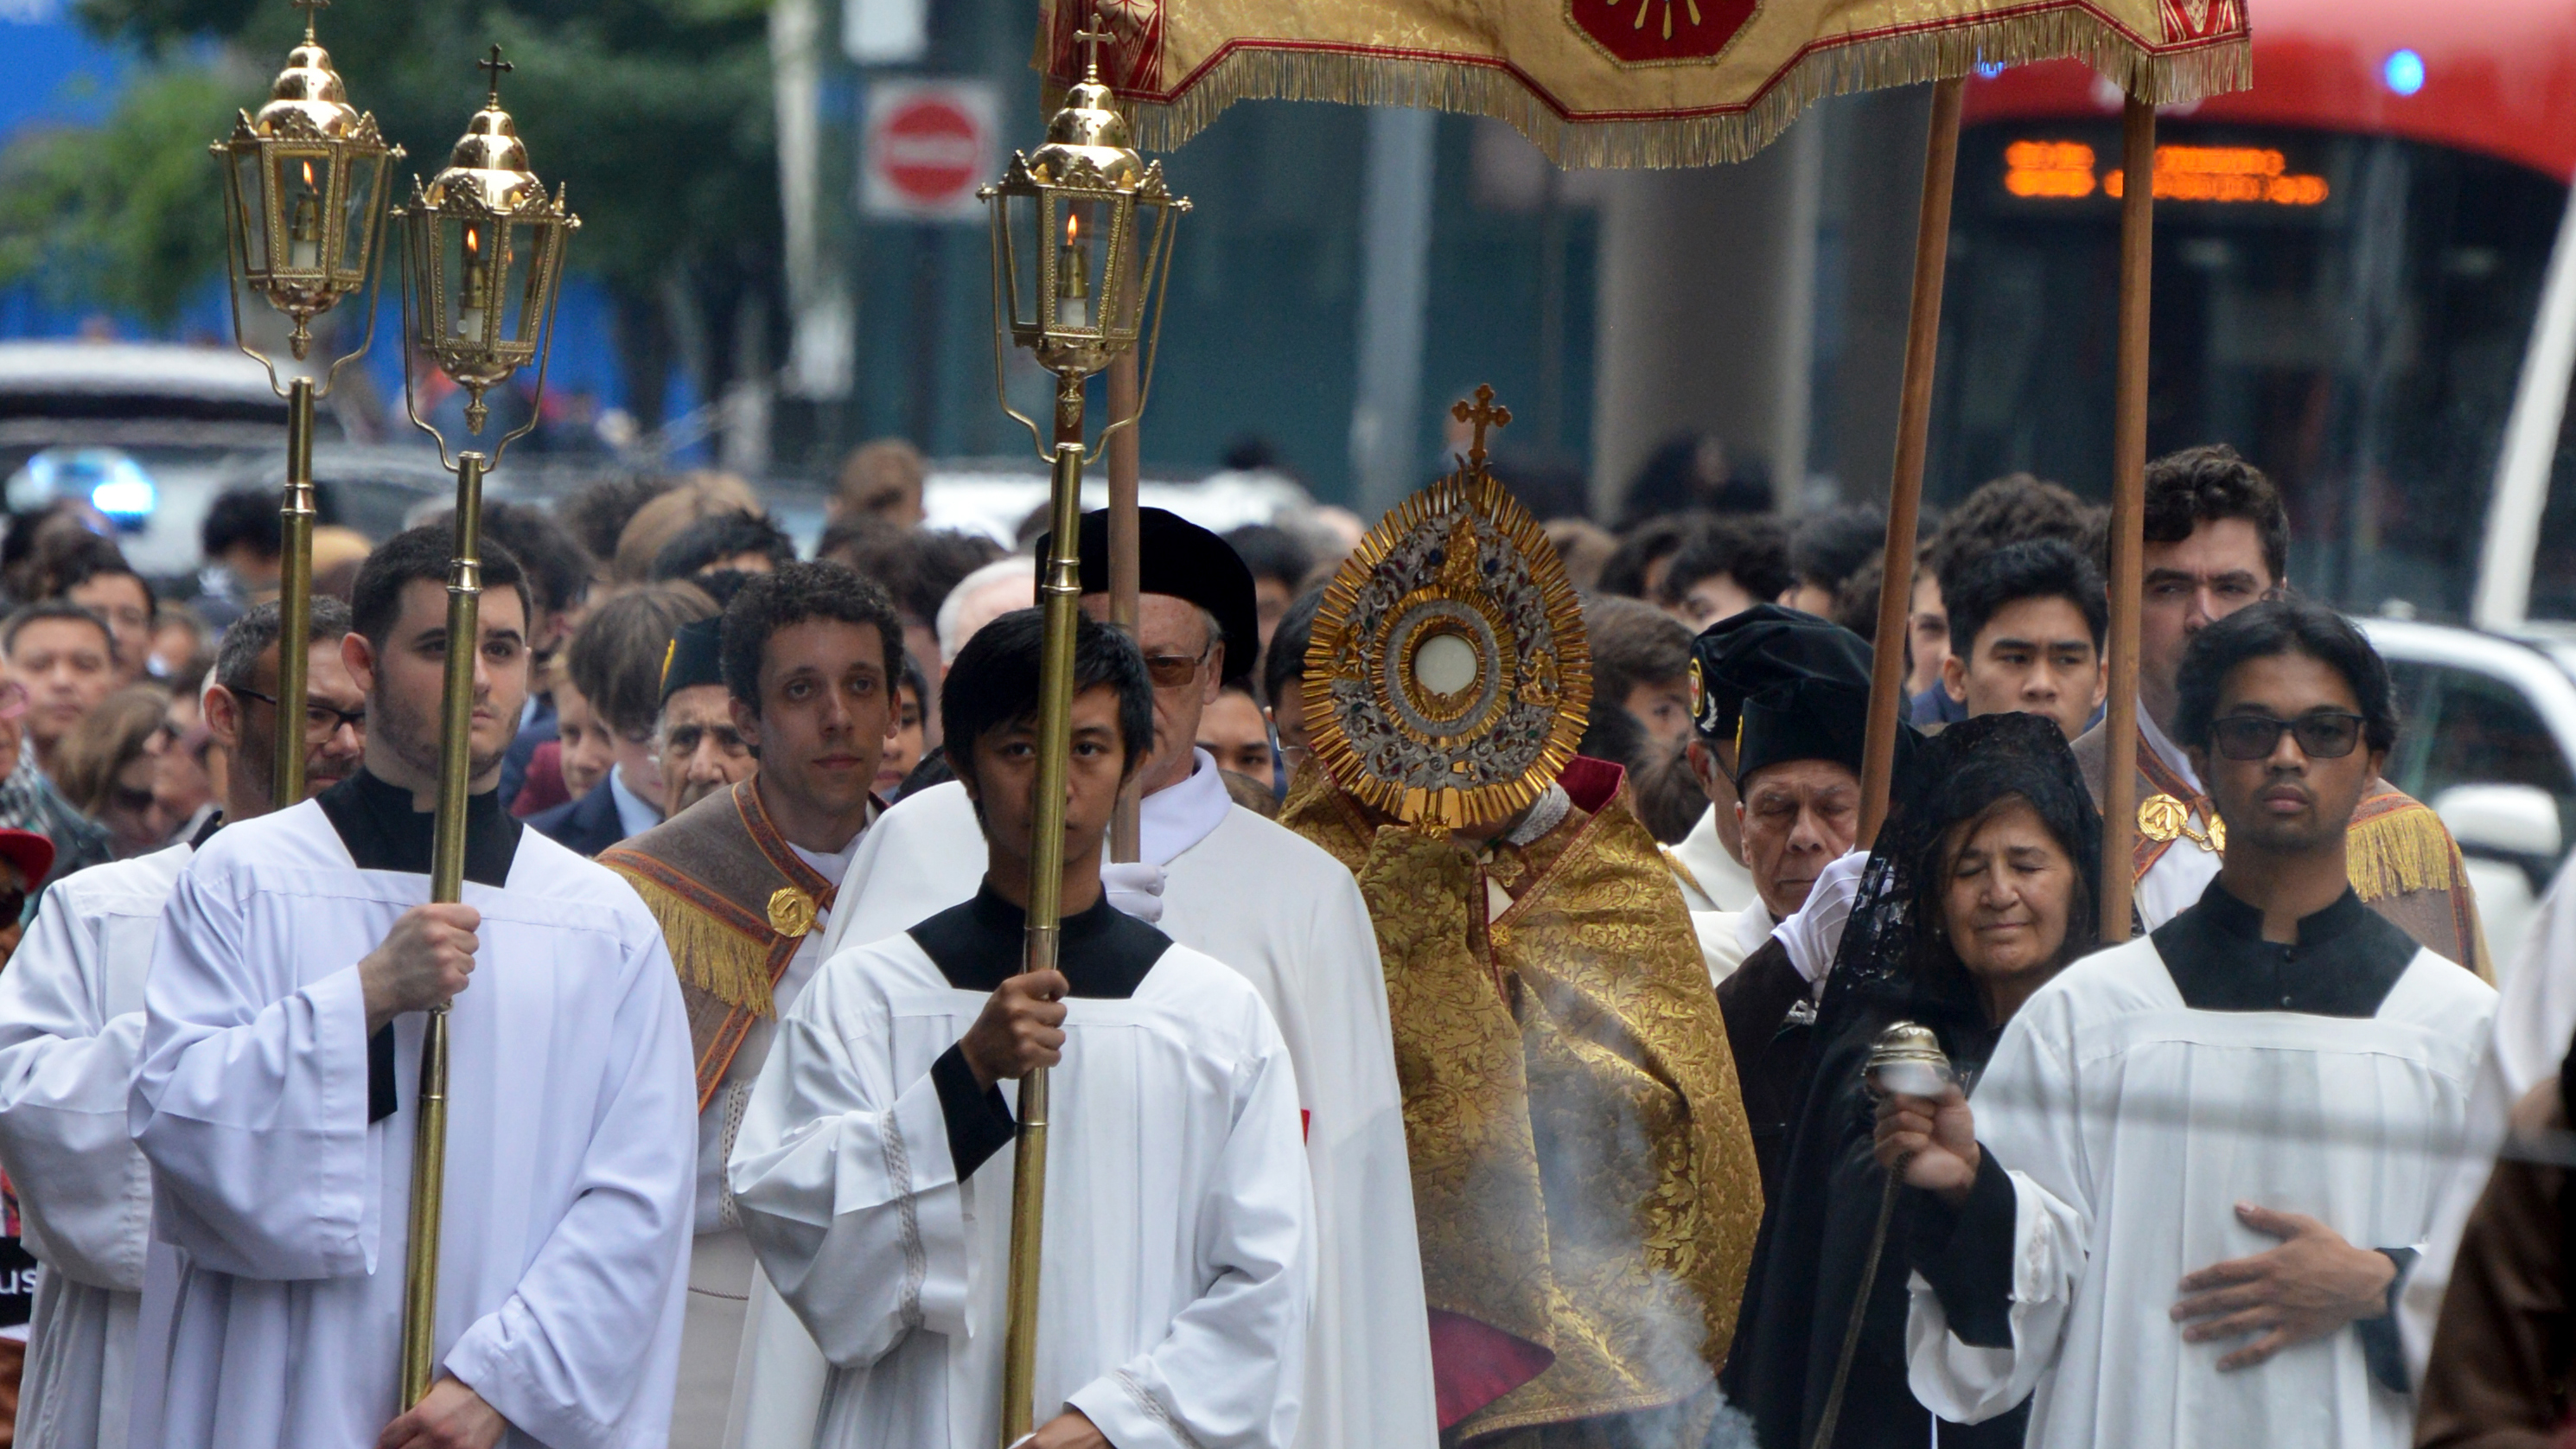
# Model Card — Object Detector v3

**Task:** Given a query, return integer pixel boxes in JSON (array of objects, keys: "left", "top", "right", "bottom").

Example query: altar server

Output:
[
  {"left": 0, "top": 597, "right": 362, "bottom": 1449},
  {"left": 730, "top": 610, "right": 1313, "bottom": 1449},
  {"left": 128, "top": 527, "right": 696, "bottom": 1449},
  {"left": 1878, "top": 599, "right": 2495, "bottom": 1449},
  {"left": 812, "top": 508, "right": 1432, "bottom": 1449}
]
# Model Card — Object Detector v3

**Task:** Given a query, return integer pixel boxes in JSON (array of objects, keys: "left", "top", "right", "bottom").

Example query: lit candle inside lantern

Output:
[
  {"left": 457, "top": 227, "right": 489, "bottom": 339},
  {"left": 289, "top": 161, "right": 322, "bottom": 270},
  {"left": 1055, "top": 209, "right": 1091, "bottom": 329}
]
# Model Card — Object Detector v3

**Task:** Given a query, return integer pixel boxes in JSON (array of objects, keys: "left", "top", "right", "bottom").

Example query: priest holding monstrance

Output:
[{"left": 1280, "top": 393, "right": 1763, "bottom": 1447}]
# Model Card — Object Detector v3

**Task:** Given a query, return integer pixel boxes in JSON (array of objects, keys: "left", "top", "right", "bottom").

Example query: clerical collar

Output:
[
  {"left": 1138, "top": 749, "right": 1231, "bottom": 866},
  {"left": 909, "top": 881, "right": 1172, "bottom": 999},
  {"left": 316, "top": 769, "right": 522, "bottom": 889},
  {"left": 2150, "top": 878, "right": 2417, "bottom": 1017}
]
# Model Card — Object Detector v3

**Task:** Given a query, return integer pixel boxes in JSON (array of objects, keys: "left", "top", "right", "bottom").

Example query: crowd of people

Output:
[{"left": 0, "top": 426, "right": 2549, "bottom": 1449}]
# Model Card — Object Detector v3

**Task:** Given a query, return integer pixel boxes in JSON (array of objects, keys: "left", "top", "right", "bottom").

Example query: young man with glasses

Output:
[
  {"left": 1877, "top": 598, "right": 2496, "bottom": 1449},
  {"left": 2069, "top": 445, "right": 2484, "bottom": 969},
  {"left": 0, "top": 597, "right": 360, "bottom": 1449},
  {"left": 817, "top": 509, "right": 1438, "bottom": 1449}
]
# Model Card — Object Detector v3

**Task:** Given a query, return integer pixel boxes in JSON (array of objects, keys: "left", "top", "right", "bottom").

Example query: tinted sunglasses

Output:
[{"left": 2209, "top": 711, "right": 2367, "bottom": 762}]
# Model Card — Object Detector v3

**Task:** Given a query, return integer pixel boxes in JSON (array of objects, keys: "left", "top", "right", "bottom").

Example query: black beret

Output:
[
  {"left": 1735, "top": 679, "right": 1872, "bottom": 783},
  {"left": 1687, "top": 603, "right": 1873, "bottom": 741},
  {"left": 659, "top": 616, "right": 725, "bottom": 705},
  {"left": 1038, "top": 507, "right": 1259, "bottom": 682}
]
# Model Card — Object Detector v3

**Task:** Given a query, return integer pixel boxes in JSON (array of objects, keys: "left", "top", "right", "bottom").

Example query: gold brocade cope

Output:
[
  {"left": 1284, "top": 762, "right": 1762, "bottom": 1441},
  {"left": 1036, "top": 0, "right": 2249, "bottom": 169}
]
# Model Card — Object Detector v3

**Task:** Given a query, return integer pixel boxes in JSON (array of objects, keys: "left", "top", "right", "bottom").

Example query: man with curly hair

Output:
[{"left": 596, "top": 560, "right": 902, "bottom": 1446}]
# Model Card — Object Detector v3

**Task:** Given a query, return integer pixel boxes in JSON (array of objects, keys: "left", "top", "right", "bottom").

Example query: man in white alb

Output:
[
  {"left": 797, "top": 508, "right": 1433, "bottom": 1449},
  {"left": 0, "top": 597, "right": 364, "bottom": 1449},
  {"left": 1877, "top": 599, "right": 2495, "bottom": 1449},
  {"left": 730, "top": 610, "right": 1312, "bottom": 1449},
  {"left": 128, "top": 527, "right": 696, "bottom": 1449}
]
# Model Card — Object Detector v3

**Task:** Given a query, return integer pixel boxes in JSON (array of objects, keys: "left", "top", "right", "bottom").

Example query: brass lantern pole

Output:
[
  {"left": 386, "top": 43, "right": 578, "bottom": 1409},
  {"left": 978, "top": 13, "right": 1187, "bottom": 1441},
  {"left": 211, "top": 0, "right": 400, "bottom": 808}
]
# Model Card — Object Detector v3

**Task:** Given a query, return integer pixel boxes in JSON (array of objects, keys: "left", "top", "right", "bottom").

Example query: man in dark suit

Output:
[{"left": 528, "top": 581, "right": 713, "bottom": 857}]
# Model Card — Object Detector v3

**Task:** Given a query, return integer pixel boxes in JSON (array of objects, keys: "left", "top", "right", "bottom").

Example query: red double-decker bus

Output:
[{"left": 1937, "top": 0, "right": 2576, "bottom": 623}]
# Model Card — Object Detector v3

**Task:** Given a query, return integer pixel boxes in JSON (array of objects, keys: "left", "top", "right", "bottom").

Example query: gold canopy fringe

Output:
[
  {"left": 2345, "top": 804, "right": 2460, "bottom": 903},
  {"left": 608, "top": 869, "right": 779, "bottom": 1018},
  {"left": 1099, "top": 12, "right": 2248, "bottom": 168}
]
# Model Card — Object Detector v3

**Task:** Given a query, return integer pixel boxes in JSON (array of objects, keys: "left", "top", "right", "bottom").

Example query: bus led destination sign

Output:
[{"left": 2004, "top": 140, "right": 2330, "bottom": 205}]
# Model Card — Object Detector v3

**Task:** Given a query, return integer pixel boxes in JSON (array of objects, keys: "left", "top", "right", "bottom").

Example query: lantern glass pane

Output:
[
  {"left": 494, "top": 220, "right": 529, "bottom": 344},
  {"left": 338, "top": 154, "right": 381, "bottom": 282},
  {"left": 1003, "top": 192, "right": 1040, "bottom": 331},
  {"left": 275, "top": 153, "right": 327, "bottom": 271},
  {"left": 1114, "top": 201, "right": 1170, "bottom": 336},
  {"left": 1050, "top": 195, "right": 1109, "bottom": 333},
  {"left": 233, "top": 150, "right": 270, "bottom": 275}
]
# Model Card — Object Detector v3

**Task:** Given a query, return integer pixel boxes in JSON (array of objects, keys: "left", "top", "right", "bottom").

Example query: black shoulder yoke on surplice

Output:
[
  {"left": 2152, "top": 879, "right": 2419, "bottom": 1018},
  {"left": 909, "top": 882, "right": 1176, "bottom": 1180},
  {"left": 317, "top": 769, "right": 523, "bottom": 1124}
]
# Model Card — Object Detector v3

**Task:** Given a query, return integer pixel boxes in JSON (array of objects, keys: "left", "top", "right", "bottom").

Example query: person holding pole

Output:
[
  {"left": 126, "top": 527, "right": 696, "bottom": 1449},
  {"left": 0, "top": 597, "right": 362, "bottom": 1449},
  {"left": 729, "top": 609, "right": 1314, "bottom": 1449},
  {"left": 2069, "top": 444, "right": 2486, "bottom": 972},
  {"left": 1877, "top": 599, "right": 2493, "bottom": 1449},
  {"left": 816, "top": 507, "right": 1436, "bottom": 1449}
]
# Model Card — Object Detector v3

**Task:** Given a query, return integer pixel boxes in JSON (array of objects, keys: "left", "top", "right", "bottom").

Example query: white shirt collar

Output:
[
  {"left": 1138, "top": 749, "right": 1233, "bottom": 866},
  {"left": 2139, "top": 708, "right": 2203, "bottom": 793},
  {"left": 608, "top": 766, "right": 664, "bottom": 839}
]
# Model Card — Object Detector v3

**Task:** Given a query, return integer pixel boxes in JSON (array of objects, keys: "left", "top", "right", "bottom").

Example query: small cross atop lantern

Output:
[{"left": 395, "top": 46, "right": 579, "bottom": 440}]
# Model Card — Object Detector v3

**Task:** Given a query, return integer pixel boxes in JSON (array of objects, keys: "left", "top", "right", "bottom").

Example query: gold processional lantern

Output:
[
  {"left": 209, "top": 0, "right": 401, "bottom": 808},
  {"left": 386, "top": 43, "right": 577, "bottom": 1414},
  {"left": 978, "top": 15, "right": 1188, "bottom": 1445},
  {"left": 1304, "top": 387, "right": 1594, "bottom": 834}
]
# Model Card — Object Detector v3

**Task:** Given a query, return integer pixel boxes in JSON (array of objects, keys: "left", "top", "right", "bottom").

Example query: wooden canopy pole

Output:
[
  {"left": 1858, "top": 77, "right": 1964, "bottom": 848},
  {"left": 2099, "top": 96, "right": 2156, "bottom": 943},
  {"left": 1107, "top": 344, "right": 1144, "bottom": 863}
]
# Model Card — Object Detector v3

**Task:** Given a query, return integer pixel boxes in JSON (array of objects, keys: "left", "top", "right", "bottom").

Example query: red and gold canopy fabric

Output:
[{"left": 1041, "top": 0, "right": 2248, "bottom": 167}]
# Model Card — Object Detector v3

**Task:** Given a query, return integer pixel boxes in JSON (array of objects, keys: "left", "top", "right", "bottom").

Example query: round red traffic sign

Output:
[{"left": 876, "top": 95, "right": 985, "bottom": 209}]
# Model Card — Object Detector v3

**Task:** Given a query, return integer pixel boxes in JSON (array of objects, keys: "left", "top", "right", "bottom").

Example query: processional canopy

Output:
[{"left": 1304, "top": 386, "right": 1591, "bottom": 832}]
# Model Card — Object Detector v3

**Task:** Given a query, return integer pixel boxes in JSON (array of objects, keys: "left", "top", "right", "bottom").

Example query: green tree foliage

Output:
[{"left": 4, "top": 0, "right": 781, "bottom": 424}]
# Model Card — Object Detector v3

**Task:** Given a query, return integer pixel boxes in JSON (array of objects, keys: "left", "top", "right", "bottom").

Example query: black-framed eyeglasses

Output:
[
  {"left": 2209, "top": 712, "right": 2367, "bottom": 762},
  {"left": 233, "top": 689, "right": 367, "bottom": 741}
]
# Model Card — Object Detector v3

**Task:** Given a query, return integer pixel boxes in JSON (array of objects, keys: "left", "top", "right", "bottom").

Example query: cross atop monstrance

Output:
[
  {"left": 290, "top": 0, "right": 328, "bottom": 40},
  {"left": 1454, "top": 384, "right": 1512, "bottom": 472}
]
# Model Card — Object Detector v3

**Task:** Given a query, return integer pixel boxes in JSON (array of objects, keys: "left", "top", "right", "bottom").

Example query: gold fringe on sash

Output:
[
  {"left": 607, "top": 869, "right": 779, "bottom": 1018},
  {"left": 2345, "top": 801, "right": 2460, "bottom": 903}
]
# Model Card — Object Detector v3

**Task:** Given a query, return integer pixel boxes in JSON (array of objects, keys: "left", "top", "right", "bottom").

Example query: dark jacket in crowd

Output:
[{"left": 527, "top": 776, "right": 625, "bottom": 858}]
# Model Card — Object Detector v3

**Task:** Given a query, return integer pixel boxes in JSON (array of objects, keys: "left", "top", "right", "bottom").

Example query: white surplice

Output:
[
  {"left": 1665, "top": 806, "right": 1756, "bottom": 913},
  {"left": 2399, "top": 851, "right": 2576, "bottom": 1376},
  {"left": 0, "top": 841, "right": 191, "bottom": 1449},
  {"left": 126, "top": 800, "right": 697, "bottom": 1449},
  {"left": 1904, "top": 934, "right": 2494, "bottom": 1449},
  {"left": 727, "top": 931, "right": 1314, "bottom": 1449},
  {"left": 751, "top": 755, "right": 1432, "bottom": 1449},
  {"left": 1691, "top": 900, "right": 1774, "bottom": 987}
]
